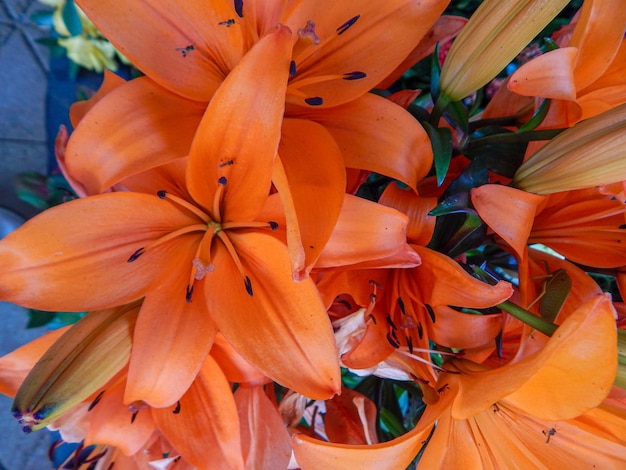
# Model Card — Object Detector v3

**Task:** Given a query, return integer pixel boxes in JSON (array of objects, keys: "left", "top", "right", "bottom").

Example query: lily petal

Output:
[
  {"left": 285, "top": 0, "right": 448, "bottom": 107},
  {"left": 315, "top": 195, "right": 421, "bottom": 270},
  {"left": 273, "top": 119, "right": 345, "bottom": 279},
  {"left": 205, "top": 231, "right": 340, "bottom": 400},
  {"left": 235, "top": 385, "right": 292, "bottom": 469},
  {"left": 428, "top": 306, "right": 503, "bottom": 350},
  {"left": 296, "top": 93, "right": 433, "bottom": 189},
  {"left": 0, "top": 193, "right": 198, "bottom": 311},
  {"left": 65, "top": 77, "right": 205, "bottom": 194},
  {"left": 77, "top": 0, "right": 244, "bottom": 101},
  {"left": 125, "top": 281, "right": 217, "bottom": 408},
  {"left": 153, "top": 354, "right": 243, "bottom": 470},
  {"left": 471, "top": 184, "right": 546, "bottom": 260},
  {"left": 187, "top": 25, "right": 292, "bottom": 220},
  {"left": 508, "top": 47, "right": 579, "bottom": 100}
]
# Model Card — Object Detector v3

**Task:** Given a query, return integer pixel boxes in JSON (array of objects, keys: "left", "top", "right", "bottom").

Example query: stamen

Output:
[
  {"left": 397, "top": 297, "right": 406, "bottom": 315},
  {"left": 406, "top": 335, "right": 414, "bottom": 354},
  {"left": 425, "top": 304, "right": 436, "bottom": 322},
  {"left": 290, "top": 60, "right": 297, "bottom": 77},
  {"left": 343, "top": 71, "right": 367, "bottom": 80},
  {"left": 127, "top": 224, "right": 207, "bottom": 262},
  {"left": 269, "top": 221, "right": 279, "bottom": 230},
  {"left": 216, "top": 230, "right": 253, "bottom": 296},
  {"left": 305, "top": 97, "right": 323, "bottom": 106},
  {"left": 386, "top": 331, "right": 400, "bottom": 348},
  {"left": 298, "top": 20, "right": 321, "bottom": 45},
  {"left": 352, "top": 396, "right": 373, "bottom": 445},
  {"left": 219, "top": 19, "right": 236, "bottom": 27},
  {"left": 368, "top": 313, "right": 377, "bottom": 325},
  {"left": 234, "top": 0, "right": 244, "bottom": 18},
  {"left": 417, "top": 322, "right": 423, "bottom": 339},
  {"left": 158, "top": 190, "right": 210, "bottom": 223},
  {"left": 222, "top": 221, "right": 279, "bottom": 230},
  {"left": 88, "top": 391, "right": 105, "bottom": 412},
  {"left": 336, "top": 15, "right": 360, "bottom": 35},
  {"left": 386, "top": 314, "right": 397, "bottom": 330},
  {"left": 173, "top": 401, "right": 181, "bottom": 414},
  {"left": 186, "top": 285, "right": 194, "bottom": 303},
  {"left": 213, "top": 177, "right": 227, "bottom": 223}
]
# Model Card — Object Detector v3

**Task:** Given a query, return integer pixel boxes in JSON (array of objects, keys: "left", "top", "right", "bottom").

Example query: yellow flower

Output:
[
  {"left": 439, "top": 0, "right": 570, "bottom": 101},
  {"left": 513, "top": 102, "right": 626, "bottom": 193}
]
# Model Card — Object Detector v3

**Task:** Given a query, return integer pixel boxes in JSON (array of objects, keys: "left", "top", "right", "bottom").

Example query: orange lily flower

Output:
[
  {"left": 64, "top": 0, "right": 445, "bottom": 278},
  {"left": 316, "top": 183, "right": 513, "bottom": 384},
  {"left": 293, "top": 294, "right": 622, "bottom": 468},
  {"left": 508, "top": 0, "right": 626, "bottom": 127},
  {"left": 0, "top": 30, "right": 341, "bottom": 404}
]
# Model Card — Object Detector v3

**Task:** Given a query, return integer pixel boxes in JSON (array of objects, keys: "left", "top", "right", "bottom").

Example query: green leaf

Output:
[
  {"left": 26, "top": 310, "right": 56, "bottom": 329},
  {"left": 422, "top": 122, "right": 452, "bottom": 187}
]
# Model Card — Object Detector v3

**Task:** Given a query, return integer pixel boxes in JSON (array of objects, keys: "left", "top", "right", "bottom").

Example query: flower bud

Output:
[
  {"left": 513, "top": 103, "right": 626, "bottom": 193},
  {"left": 439, "top": 0, "right": 569, "bottom": 101},
  {"left": 12, "top": 302, "right": 140, "bottom": 433}
]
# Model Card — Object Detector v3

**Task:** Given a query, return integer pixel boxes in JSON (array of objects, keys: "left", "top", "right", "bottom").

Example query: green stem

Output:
[{"left": 497, "top": 301, "right": 558, "bottom": 337}]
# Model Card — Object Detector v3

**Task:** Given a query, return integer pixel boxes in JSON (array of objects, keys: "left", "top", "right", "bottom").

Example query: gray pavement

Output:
[{"left": 1, "top": 0, "right": 56, "bottom": 467}]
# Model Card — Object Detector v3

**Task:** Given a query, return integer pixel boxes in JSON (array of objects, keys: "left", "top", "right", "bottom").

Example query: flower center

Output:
[{"left": 126, "top": 177, "right": 277, "bottom": 302}]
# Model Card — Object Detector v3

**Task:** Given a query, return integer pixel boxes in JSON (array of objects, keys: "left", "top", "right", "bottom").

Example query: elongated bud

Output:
[
  {"left": 439, "top": 0, "right": 569, "bottom": 101},
  {"left": 617, "top": 329, "right": 626, "bottom": 391},
  {"left": 12, "top": 301, "right": 140, "bottom": 433},
  {"left": 513, "top": 103, "right": 626, "bottom": 193}
]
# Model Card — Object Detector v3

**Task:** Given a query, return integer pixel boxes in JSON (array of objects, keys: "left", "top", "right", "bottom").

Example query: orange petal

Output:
[
  {"left": 274, "top": 119, "right": 346, "bottom": 279},
  {"left": 77, "top": 0, "right": 243, "bottom": 101},
  {"left": 0, "top": 193, "right": 198, "bottom": 311},
  {"left": 187, "top": 26, "right": 292, "bottom": 220},
  {"left": 471, "top": 184, "right": 546, "bottom": 260},
  {"left": 235, "top": 386, "right": 291, "bottom": 469},
  {"left": 508, "top": 47, "right": 579, "bottom": 100},
  {"left": 505, "top": 294, "right": 617, "bottom": 419},
  {"left": 410, "top": 245, "right": 513, "bottom": 308},
  {"left": 205, "top": 231, "right": 340, "bottom": 400},
  {"left": 86, "top": 380, "right": 154, "bottom": 456},
  {"left": 69, "top": 70, "right": 126, "bottom": 127},
  {"left": 427, "top": 306, "right": 503, "bottom": 350},
  {"left": 65, "top": 77, "right": 205, "bottom": 195},
  {"left": 297, "top": 93, "right": 433, "bottom": 189},
  {"left": 378, "top": 15, "right": 467, "bottom": 89},
  {"left": 379, "top": 182, "right": 437, "bottom": 246},
  {"left": 0, "top": 328, "right": 67, "bottom": 397},
  {"left": 452, "top": 294, "right": 617, "bottom": 420},
  {"left": 569, "top": 0, "right": 626, "bottom": 90},
  {"left": 153, "top": 354, "right": 243, "bottom": 470},
  {"left": 125, "top": 281, "right": 217, "bottom": 408},
  {"left": 285, "top": 0, "right": 448, "bottom": 107},
  {"left": 325, "top": 387, "right": 378, "bottom": 445},
  {"left": 315, "top": 195, "right": 421, "bottom": 270},
  {"left": 210, "top": 333, "right": 266, "bottom": 386}
]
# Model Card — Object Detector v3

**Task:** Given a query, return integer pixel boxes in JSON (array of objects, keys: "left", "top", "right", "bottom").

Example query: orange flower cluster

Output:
[{"left": 0, "top": 0, "right": 625, "bottom": 468}]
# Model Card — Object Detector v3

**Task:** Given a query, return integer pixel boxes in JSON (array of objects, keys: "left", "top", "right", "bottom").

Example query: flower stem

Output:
[{"left": 497, "top": 301, "right": 558, "bottom": 337}]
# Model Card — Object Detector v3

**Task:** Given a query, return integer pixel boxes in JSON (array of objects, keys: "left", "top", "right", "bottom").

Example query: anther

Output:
[
  {"left": 397, "top": 297, "right": 406, "bottom": 315},
  {"left": 368, "top": 313, "right": 377, "bottom": 325},
  {"left": 218, "top": 176, "right": 227, "bottom": 185},
  {"left": 386, "top": 314, "right": 397, "bottom": 330},
  {"left": 186, "top": 285, "right": 194, "bottom": 303},
  {"left": 127, "top": 247, "right": 145, "bottom": 263},
  {"left": 406, "top": 335, "right": 414, "bottom": 354},
  {"left": 88, "top": 391, "right": 105, "bottom": 412},
  {"left": 305, "top": 97, "right": 323, "bottom": 106},
  {"left": 425, "top": 304, "right": 436, "bottom": 322},
  {"left": 336, "top": 15, "right": 360, "bottom": 35},
  {"left": 234, "top": 0, "right": 243, "bottom": 18},
  {"left": 343, "top": 71, "right": 367, "bottom": 80},
  {"left": 157, "top": 190, "right": 167, "bottom": 199},
  {"left": 269, "top": 221, "right": 279, "bottom": 230},
  {"left": 244, "top": 276, "right": 253, "bottom": 296},
  {"left": 386, "top": 331, "right": 400, "bottom": 348},
  {"left": 290, "top": 60, "right": 297, "bottom": 77},
  {"left": 417, "top": 322, "right": 423, "bottom": 339},
  {"left": 173, "top": 401, "right": 181, "bottom": 414}
]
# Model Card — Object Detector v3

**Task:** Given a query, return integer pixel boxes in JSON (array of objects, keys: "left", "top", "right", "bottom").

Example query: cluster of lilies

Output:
[{"left": 1, "top": 0, "right": 626, "bottom": 468}]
